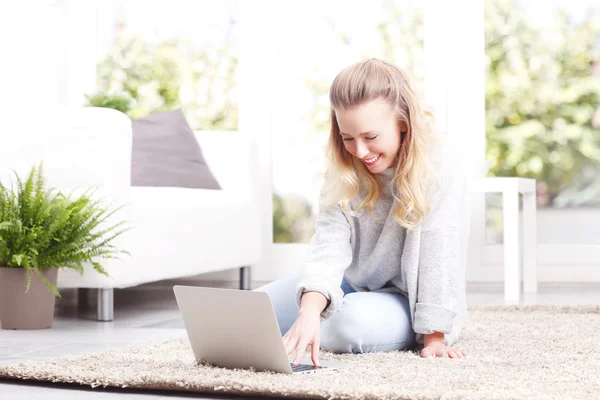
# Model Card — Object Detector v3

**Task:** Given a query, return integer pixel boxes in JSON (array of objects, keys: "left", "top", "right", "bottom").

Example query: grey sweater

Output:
[{"left": 296, "top": 135, "right": 469, "bottom": 346}]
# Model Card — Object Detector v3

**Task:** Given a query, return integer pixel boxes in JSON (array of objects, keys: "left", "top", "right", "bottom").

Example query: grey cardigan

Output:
[{"left": 295, "top": 135, "right": 469, "bottom": 346}]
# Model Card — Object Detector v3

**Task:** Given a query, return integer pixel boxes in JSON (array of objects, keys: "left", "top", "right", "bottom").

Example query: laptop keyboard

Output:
[{"left": 291, "top": 363, "right": 326, "bottom": 372}]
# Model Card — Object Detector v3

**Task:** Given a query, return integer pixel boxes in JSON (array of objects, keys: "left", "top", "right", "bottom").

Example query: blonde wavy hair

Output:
[{"left": 323, "top": 58, "right": 438, "bottom": 230}]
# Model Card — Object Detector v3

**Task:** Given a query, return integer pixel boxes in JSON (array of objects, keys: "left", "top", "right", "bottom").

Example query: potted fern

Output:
[{"left": 0, "top": 163, "right": 130, "bottom": 329}]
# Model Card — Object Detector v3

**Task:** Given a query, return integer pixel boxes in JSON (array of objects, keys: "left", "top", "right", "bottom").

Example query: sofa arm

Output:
[{"left": 194, "top": 130, "right": 261, "bottom": 205}]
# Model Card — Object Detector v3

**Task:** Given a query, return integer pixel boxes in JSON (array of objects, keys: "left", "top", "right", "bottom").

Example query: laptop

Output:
[{"left": 173, "top": 285, "right": 351, "bottom": 374}]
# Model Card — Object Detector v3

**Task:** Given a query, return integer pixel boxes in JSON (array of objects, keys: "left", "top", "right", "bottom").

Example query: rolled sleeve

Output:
[
  {"left": 295, "top": 281, "right": 344, "bottom": 320},
  {"left": 413, "top": 302, "right": 457, "bottom": 334}
]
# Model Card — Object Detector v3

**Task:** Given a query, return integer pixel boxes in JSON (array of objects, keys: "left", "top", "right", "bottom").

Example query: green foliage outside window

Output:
[
  {"left": 95, "top": 33, "right": 238, "bottom": 131},
  {"left": 85, "top": 91, "right": 135, "bottom": 115},
  {"left": 485, "top": 0, "right": 600, "bottom": 207}
]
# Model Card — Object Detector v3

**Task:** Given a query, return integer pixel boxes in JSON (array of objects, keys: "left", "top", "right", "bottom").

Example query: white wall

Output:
[
  {"left": 0, "top": 3, "right": 65, "bottom": 109},
  {"left": 0, "top": 1, "right": 97, "bottom": 111}
]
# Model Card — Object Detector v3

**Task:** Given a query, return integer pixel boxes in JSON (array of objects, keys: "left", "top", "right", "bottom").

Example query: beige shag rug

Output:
[{"left": 1, "top": 305, "right": 599, "bottom": 400}]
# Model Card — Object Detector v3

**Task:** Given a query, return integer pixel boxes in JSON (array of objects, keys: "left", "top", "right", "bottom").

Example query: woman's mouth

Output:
[{"left": 363, "top": 154, "right": 381, "bottom": 166}]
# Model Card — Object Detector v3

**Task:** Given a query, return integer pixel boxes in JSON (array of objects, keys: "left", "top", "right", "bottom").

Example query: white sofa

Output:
[{"left": 0, "top": 107, "right": 262, "bottom": 320}]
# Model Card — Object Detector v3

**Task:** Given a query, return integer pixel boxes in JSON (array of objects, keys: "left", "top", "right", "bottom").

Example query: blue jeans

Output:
[{"left": 254, "top": 272, "right": 416, "bottom": 354}]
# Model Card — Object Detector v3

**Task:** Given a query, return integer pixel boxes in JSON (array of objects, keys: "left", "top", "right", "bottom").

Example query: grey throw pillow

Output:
[{"left": 131, "top": 109, "right": 221, "bottom": 190}]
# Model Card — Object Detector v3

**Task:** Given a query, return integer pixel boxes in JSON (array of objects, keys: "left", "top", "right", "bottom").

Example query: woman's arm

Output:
[
  {"left": 424, "top": 331, "right": 445, "bottom": 344},
  {"left": 299, "top": 291, "right": 329, "bottom": 314},
  {"left": 413, "top": 136, "right": 466, "bottom": 338},
  {"left": 413, "top": 227, "right": 461, "bottom": 336},
  {"left": 295, "top": 173, "right": 353, "bottom": 320}
]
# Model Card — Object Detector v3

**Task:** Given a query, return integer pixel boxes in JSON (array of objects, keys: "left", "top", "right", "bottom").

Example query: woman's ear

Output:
[{"left": 398, "top": 120, "right": 408, "bottom": 133}]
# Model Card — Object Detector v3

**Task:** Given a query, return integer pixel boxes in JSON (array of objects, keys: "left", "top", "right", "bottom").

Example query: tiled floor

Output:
[{"left": 0, "top": 282, "right": 599, "bottom": 399}]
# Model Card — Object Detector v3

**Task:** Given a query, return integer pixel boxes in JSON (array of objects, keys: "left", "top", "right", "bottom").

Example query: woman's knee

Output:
[
  {"left": 254, "top": 272, "right": 301, "bottom": 335},
  {"left": 319, "top": 293, "right": 416, "bottom": 354},
  {"left": 319, "top": 297, "right": 370, "bottom": 353}
]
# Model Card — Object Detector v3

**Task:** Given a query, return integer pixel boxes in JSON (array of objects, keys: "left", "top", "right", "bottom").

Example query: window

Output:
[
  {"left": 95, "top": 0, "right": 239, "bottom": 130},
  {"left": 484, "top": 0, "right": 600, "bottom": 246}
]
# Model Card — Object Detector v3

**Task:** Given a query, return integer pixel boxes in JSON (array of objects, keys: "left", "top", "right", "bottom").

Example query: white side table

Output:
[{"left": 468, "top": 177, "right": 537, "bottom": 304}]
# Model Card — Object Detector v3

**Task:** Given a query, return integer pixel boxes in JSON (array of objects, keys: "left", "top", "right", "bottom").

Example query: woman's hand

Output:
[
  {"left": 421, "top": 332, "right": 468, "bottom": 359},
  {"left": 283, "top": 310, "right": 321, "bottom": 366},
  {"left": 283, "top": 292, "right": 326, "bottom": 367}
]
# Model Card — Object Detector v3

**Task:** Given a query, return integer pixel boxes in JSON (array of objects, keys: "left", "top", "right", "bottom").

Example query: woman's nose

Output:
[{"left": 354, "top": 141, "right": 369, "bottom": 159}]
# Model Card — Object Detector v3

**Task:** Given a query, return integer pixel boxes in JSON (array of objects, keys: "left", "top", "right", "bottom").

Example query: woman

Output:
[{"left": 256, "top": 58, "right": 469, "bottom": 367}]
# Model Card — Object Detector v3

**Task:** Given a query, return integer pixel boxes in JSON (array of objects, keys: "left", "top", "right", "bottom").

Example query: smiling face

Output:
[{"left": 335, "top": 98, "right": 407, "bottom": 174}]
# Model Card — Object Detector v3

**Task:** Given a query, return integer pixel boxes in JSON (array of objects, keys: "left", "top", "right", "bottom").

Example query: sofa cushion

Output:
[{"left": 131, "top": 109, "right": 221, "bottom": 189}]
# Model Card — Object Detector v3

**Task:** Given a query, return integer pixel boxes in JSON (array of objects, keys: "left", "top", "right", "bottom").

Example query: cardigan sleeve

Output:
[
  {"left": 413, "top": 137, "right": 466, "bottom": 335},
  {"left": 413, "top": 227, "right": 461, "bottom": 334},
  {"left": 295, "top": 173, "right": 353, "bottom": 320}
]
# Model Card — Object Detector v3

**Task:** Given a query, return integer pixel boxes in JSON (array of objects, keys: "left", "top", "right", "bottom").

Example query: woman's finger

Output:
[
  {"left": 293, "top": 339, "right": 309, "bottom": 366},
  {"left": 284, "top": 334, "right": 299, "bottom": 356},
  {"left": 311, "top": 335, "right": 321, "bottom": 367}
]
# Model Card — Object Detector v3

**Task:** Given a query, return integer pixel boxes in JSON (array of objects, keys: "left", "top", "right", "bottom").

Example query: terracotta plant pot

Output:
[{"left": 0, "top": 266, "right": 59, "bottom": 329}]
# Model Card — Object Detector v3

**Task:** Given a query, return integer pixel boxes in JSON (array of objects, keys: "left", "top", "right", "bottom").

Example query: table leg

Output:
[
  {"left": 503, "top": 190, "right": 521, "bottom": 305},
  {"left": 522, "top": 191, "right": 537, "bottom": 293}
]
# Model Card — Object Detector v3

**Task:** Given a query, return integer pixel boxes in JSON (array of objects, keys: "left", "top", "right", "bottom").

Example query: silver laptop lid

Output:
[{"left": 173, "top": 285, "right": 292, "bottom": 373}]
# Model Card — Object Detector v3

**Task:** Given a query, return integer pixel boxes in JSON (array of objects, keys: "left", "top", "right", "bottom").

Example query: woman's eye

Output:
[
  {"left": 343, "top": 138, "right": 354, "bottom": 142},
  {"left": 366, "top": 135, "right": 378, "bottom": 140}
]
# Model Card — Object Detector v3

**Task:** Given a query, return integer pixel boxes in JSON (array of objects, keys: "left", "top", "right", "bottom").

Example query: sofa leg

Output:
[
  {"left": 77, "top": 288, "right": 89, "bottom": 312},
  {"left": 97, "top": 288, "right": 114, "bottom": 321},
  {"left": 240, "top": 266, "right": 251, "bottom": 290}
]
